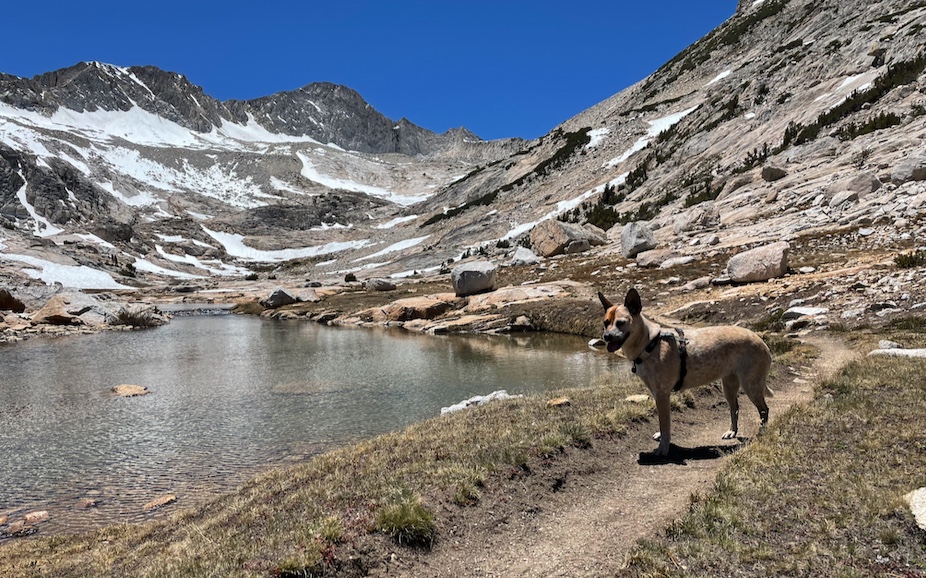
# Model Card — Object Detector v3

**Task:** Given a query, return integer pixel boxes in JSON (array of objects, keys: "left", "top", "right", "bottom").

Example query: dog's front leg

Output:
[{"left": 653, "top": 391, "right": 672, "bottom": 456}]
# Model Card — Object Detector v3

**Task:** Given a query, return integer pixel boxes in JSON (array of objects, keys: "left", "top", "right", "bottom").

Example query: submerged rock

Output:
[
  {"left": 112, "top": 384, "right": 150, "bottom": 397},
  {"left": 143, "top": 494, "right": 177, "bottom": 512}
]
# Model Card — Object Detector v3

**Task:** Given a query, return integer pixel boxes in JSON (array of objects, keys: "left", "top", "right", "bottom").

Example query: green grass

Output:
[{"left": 619, "top": 355, "right": 926, "bottom": 577}]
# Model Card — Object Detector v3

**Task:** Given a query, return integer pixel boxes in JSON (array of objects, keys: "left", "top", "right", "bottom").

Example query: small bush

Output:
[
  {"left": 894, "top": 249, "right": 926, "bottom": 268},
  {"left": 244, "top": 272, "right": 259, "bottom": 281}
]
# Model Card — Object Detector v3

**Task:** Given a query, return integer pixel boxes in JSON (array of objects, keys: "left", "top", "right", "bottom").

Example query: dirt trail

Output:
[{"left": 389, "top": 335, "right": 860, "bottom": 578}]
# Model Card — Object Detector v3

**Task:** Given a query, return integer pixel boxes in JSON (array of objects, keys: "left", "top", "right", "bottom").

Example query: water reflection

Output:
[{"left": 0, "top": 315, "right": 618, "bottom": 534}]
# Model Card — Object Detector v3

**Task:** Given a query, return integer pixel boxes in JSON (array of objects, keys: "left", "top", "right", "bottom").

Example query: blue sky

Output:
[{"left": 2, "top": 1, "right": 737, "bottom": 141}]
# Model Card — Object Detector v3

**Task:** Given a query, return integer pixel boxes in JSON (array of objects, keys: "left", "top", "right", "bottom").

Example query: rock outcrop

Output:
[{"left": 31, "top": 292, "right": 119, "bottom": 326}]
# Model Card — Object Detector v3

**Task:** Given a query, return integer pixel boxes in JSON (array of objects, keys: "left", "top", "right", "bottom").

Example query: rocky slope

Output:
[{"left": 0, "top": 0, "right": 925, "bottom": 307}]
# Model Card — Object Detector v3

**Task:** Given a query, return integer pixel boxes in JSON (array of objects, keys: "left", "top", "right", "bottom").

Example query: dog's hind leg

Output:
[
  {"left": 721, "top": 374, "right": 741, "bottom": 440},
  {"left": 743, "top": 377, "right": 771, "bottom": 434}
]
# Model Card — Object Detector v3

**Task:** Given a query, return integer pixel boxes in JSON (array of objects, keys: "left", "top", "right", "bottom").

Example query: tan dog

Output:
[{"left": 598, "top": 288, "right": 772, "bottom": 456}]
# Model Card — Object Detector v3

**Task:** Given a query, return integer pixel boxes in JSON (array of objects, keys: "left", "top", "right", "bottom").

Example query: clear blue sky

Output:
[{"left": 2, "top": 1, "right": 737, "bottom": 141}]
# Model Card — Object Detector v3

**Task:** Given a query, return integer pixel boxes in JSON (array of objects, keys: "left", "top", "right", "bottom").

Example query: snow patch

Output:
[
  {"left": 375, "top": 215, "right": 418, "bottom": 229},
  {"left": 14, "top": 171, "right": 64, "bottom": 237},
  {"left": 585, "top": 128, "right": 610, "bottom": 149},
  {"left": 353, "top": 235, "right": 430, "bottom": 262},
  {"left": 296, "top": 152, "right": 429, "bottom": 206},
  {"left": 202, "top": 226, "right": 370, "bottom": 262},
  {"left": 705, "top": 70, "right": 732, "bottom": 86},
  {"left": 0, "top": 253, "right": 130, "bottom": 289},
  {"left": 605, "top": 106, "right": 699, "bottom": 168}
]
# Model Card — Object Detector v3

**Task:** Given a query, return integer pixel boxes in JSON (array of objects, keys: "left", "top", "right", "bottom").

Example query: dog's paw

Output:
[
  {"left": 654, "top": 443, "right": 671, "bottom": 457},
  {"left": 652, "top": 432, "right": 662, "bottom": 441},
  {"left": 721, "top": 430, "right": 737, "bottom": 440}
]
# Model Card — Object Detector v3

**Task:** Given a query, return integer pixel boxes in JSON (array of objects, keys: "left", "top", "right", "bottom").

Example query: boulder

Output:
[
  {"left": 0, "top": 288, "right": 25, "bottom": 313},
  {"left": 260, "top": 288, "right": 297, "bottom": 309},
  {"left": 31, "top": 292, "right": 119, "bottom": 326},
  {"left": 510, "top": 246, "right": 542, "bottom": 266},
  {"left": 781, "top": 306, "right": 829, "bottom": 320},
  {"left": 440, "top": 390, "right": 522, "bottom": 414},
  {"left": 661, "top": 256, "right": 695, "bottom": 269},
  {"left": 682, "top": 276, "right": 712, "bottom": 291},
  {"left": 529, "top": 220, "right": 598, "bottom": 257},
  {"left": 725, "top": 241, "right": 790, "bottom": 283},
  {"left": 827, "top": 172, "right": 881, "bottom": 199},
  {"left": 892, "top": 156, "right": 926, "bottom": 185},
  {"left": 905, "top": 487, "right": 926, "bottom": 531},
  {"left": 451, "top": 261, "right": 497, "bottom": 297},
  {"left": 868, "top": 348, "right": 926, "bottom": 358},
  {"left": 296, "top": 289, "right": 321, "bottom": 303},
  {"left": 621, "top": 222, "right": 657, "bottom": 258},
  {"left": 673, "top": 202, "right": 721, "bottom": 234},
  {"left": 761, "top": 165, "right": 788, "bottom": 182},
  {"left": 829, "top": 190, "right": 859, "bottom": 208},
  {"left": 636, "top": 249, "right": 677, "bottom": 268},
  {"left": 365, "top": 278, "right": 397, "bottom": 292}
]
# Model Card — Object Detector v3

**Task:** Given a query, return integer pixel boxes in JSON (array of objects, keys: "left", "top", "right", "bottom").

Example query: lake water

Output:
[{"left": 0, "top": 312, "right": 619, "bottom": 535}]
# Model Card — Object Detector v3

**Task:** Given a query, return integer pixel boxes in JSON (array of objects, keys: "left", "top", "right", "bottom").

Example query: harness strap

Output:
[
  {"left": 632, "top": 328, "right": 689, "bottom": 392},
  {"left": 673, "top": 328, "right": 688, "bottom": 392}
]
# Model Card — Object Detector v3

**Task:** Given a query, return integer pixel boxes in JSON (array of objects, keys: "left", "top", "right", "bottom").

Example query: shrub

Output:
[
  {"left": 894, "top": 249, "right": 926, "bottom": 268},
  {"left": 836, "top": 112, "right": 902, "bottom": 140},
  {"left": 116, "top": 305, "right": 163, "bottom": 328}
]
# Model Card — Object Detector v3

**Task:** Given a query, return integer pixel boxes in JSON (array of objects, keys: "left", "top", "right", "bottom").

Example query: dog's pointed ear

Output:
[
  {"left": 624, "top": 288, "right": 642, "bottom": 316},
  {"left": 598, "top": 291, "right": 613, "bottom": 311}
]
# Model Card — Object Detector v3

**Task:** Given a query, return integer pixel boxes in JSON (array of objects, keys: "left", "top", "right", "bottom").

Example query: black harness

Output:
[{"left": 632, "top": 328, "right": 689, "bottom": 391}]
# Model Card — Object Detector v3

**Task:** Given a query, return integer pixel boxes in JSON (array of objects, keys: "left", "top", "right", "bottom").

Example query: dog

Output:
[{"left": 598, "top": 288, "right": 773, "bottom": 456}]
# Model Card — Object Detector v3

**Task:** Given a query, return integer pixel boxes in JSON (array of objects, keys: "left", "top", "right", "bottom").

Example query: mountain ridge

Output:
[
  {"left": 1, "top": 61, "right": 484, "bottom": 155},
  {"left": 1, "top": 0, "right": 925, "bottom": 293}
]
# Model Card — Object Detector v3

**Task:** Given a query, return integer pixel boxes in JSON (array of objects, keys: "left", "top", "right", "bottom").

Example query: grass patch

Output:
[
  {"left": 619, "top": 356, "right": 926, "bottom": 576},
  {"left": 375, "top": 487, "right": 435, "bottom": 547},
  {"left": 115, "top": 305, "right": 164, "bottom": 327}
]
